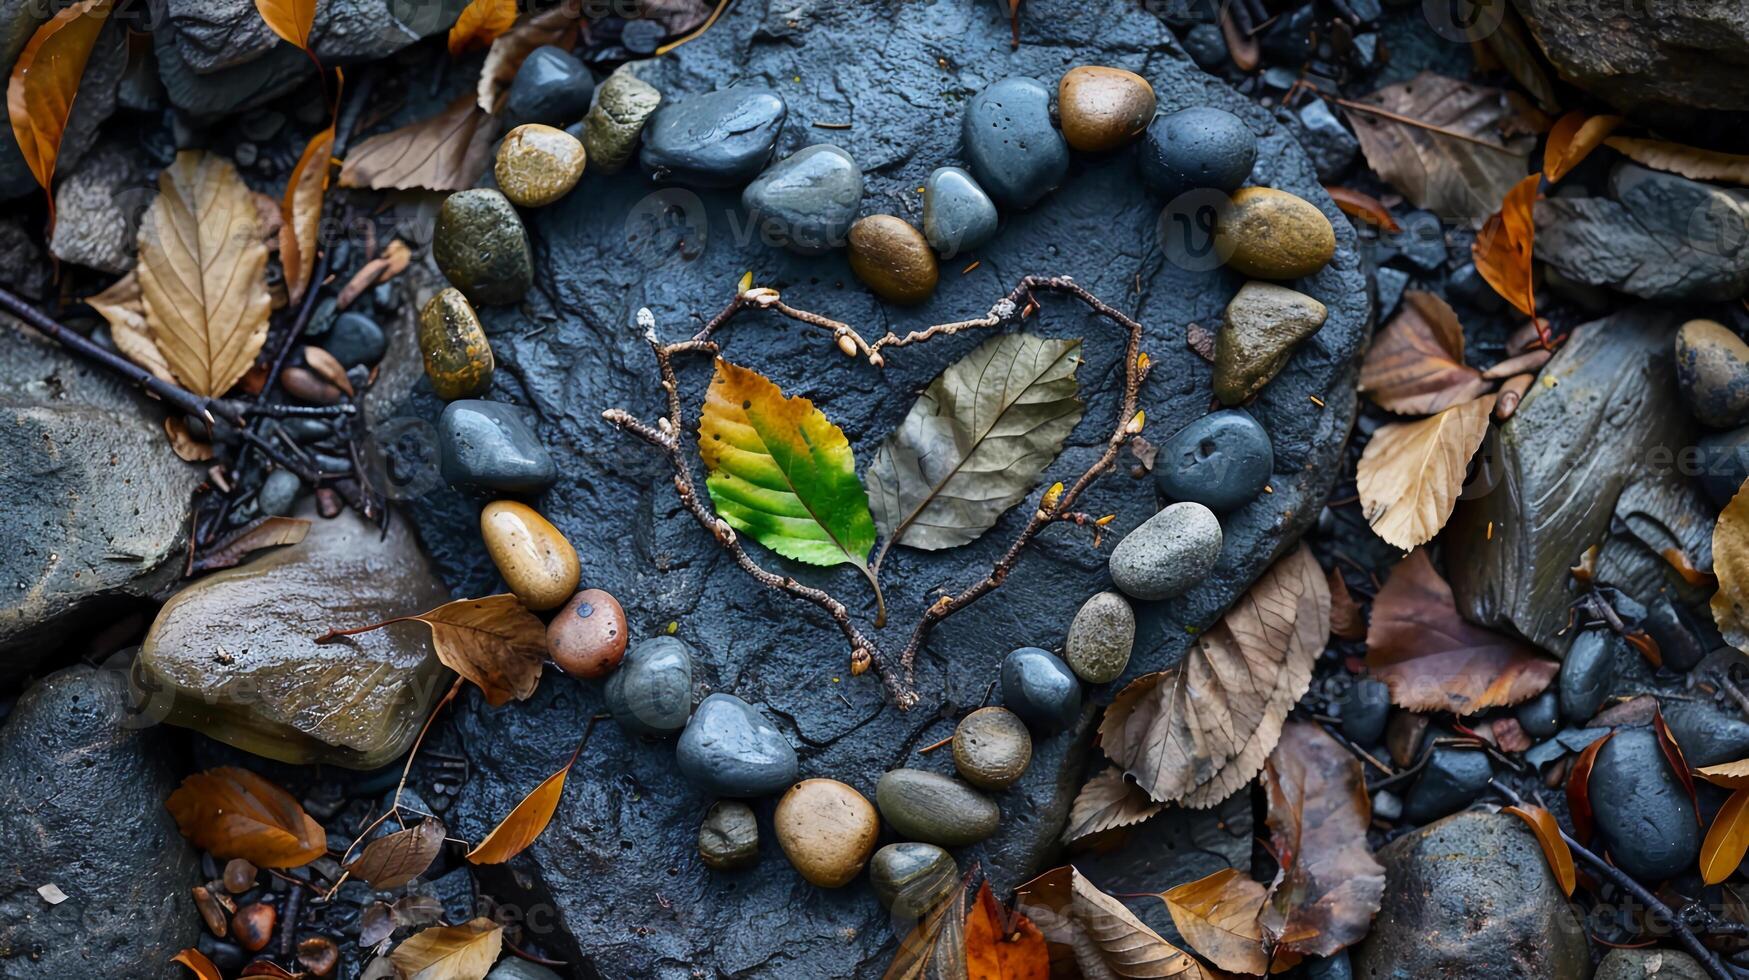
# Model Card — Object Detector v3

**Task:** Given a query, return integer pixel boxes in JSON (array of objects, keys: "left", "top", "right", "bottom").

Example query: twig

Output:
[{"left": 1330, "top": 96, "right": 1524, "bottom": 152}]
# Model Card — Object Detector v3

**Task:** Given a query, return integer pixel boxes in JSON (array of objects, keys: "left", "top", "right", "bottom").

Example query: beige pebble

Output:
[
  {"left": 773, "top": 778, "right": 879, "bottom": 888},
  {"left": 494, "top": 124, "right": 586, "bottom": 208},
  {"left": 480, "top": 501, "right": 579, "bottom": 610}
]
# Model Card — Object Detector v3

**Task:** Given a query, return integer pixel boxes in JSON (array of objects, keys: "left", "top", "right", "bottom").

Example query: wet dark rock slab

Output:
[
  {"left": 1515, "top": 0, "right": 1749, "bottom": 114},
  {"left": 394, "top": 0, "right": 1369, "bottom": 975}
]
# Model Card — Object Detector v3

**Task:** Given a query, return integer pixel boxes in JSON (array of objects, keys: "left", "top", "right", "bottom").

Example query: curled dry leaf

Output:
[
  {"left": 466, "top": 763, "right": 569, "bottom": 865},
  {"left": 1565, "top": 730, "right": 1614, "bottom": 846},
  {"left": 171, "top": 947, "right": 224, "bottom": 980},
  {"left": 884, "top": 874, "right": 967, "bottom": 980},
  {"left": 1472, "top": 173, "right": 1539, "bottom": 320},
  {"left": 336, "top": 238, "right": 412, "bottom": 309},
  {"left": 191, "top": 516, "right": 309, "bottom": 574},
  {"left": 88, "top": 270, "right": 176, "bottom": 384},
  {"left": 477, "top": 5, "right": 584, "bottom": 113},
  {"left": 166, "top": 767, "right": 327, "bottom": 868},
  {"left": 1543, "top": 112, "right": 1620, "bottom": 183},
  {"left": 7, "top": 0, "right": 114, "bottom": 207},
  {"left": 138, "top": 151, "right": 273, "bottom": 398},
  {"left": 1100, "top": 546, "right": 1328, "bottom": 808},
  {"left": 1323, "top": 185, "right": 1400, "bottom": 232},
  {"left": 1502, "top": 805, "right": 1577, "bottom": 895},
  {"left": 1605, "top": 136, "right": 1749, "bottom": 186},
  {"left": 1364, "top": 548, "right": 1556, "bottom": 714},
  {"left": 1712, "top": 477, "right": 1749, "bottom": 653},
  {"left": 1013, "top": 865, "right": 1207, "bottom": 978},
  {"left": 448, "top": 0, "right": 518, "bottom": 56},
  {"left": 280, "top": 126, "right": 333, "bottom": 306},
  {"left": 254, "top": 0, "right": 316, "bottom": 52},
  {"left": 347, "top": 817, "right": 445, "bottom": 891},
  {"left": 317, "top": 594, "right": 544, "bottom": 707},
  {"left": 965, "top": 881, "right": 1051, "bottom": 980},
  {"left": 303, "top": 344, "right": 353, "bottom": 397},
  {"left": 1355, "top": 395, "right": 1497, "bottom": 551},
  {"left": 1327, "top": 568, "right": 1365, "bottom": 641},
  {"left": 1701, "top": 788, "right": 1749, "bottom": 885},
  {"left": 164, "top": 416, "right": 214, "bottom": 462},
  {"left": 1358, "top": 291, "right": 1493, "bottom": 415},
  {"left": 1654, "top": 708, "right": 1702, "bottom": 821},
  {"left": 1700, "top": 758, "right": 1749, "bottom": 790},
  {"left": 1161, "top": 868, "right": 1282, "bottom": 975},
  {"left": 1061, "top": 767, "right": 1162, "bottom": 843},
  {"left": 389, "top": 918, "right": 504, "bottom": 980},
  {"left": 338, "top": 94, "right": 497, "bottom": 192}
]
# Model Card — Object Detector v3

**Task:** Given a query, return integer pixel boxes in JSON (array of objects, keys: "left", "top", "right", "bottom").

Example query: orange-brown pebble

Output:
[
  {"left": 232, "top": 902, "right": 275, "bottom": 952},
  {"left": 480, "top": 501, "right": 579, "bottom": 610},
  {"left": 847, "top": 215, "right": 938, "bottom": 305},
  {"left": 547, "top": 588, "right": 628, "bottom": 679},
  {"left": 1057, "top": 66, "right": 1156, "bottom": 152},
  {"left": 773, "top": 777, "right": 880, "bottom": 888}
]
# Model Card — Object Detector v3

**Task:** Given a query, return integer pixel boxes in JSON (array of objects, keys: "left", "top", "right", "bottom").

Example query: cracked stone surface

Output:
[{"left": 382, "top": 0, "right": 1369, "bottom": 975}]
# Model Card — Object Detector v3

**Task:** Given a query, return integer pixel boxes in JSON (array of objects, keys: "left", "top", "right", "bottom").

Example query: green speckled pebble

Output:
[
  {"left": 581, "top": 65, "right": 662, "bottom": 175},
  {"left": 433, "top": 189, "right": 533, "bottom": 306},
  {"left": 1065, "top": 591, "right": 1135, "bottom": 684},
  {"left": 495, "top": 124, "right": 586, "bottom": 208},
  {"left": 869, "top": 842, "right": 958, "bottom": 919},
  {"left": 951, "top": 707, "right": 1032, "bottom": 790},
  {"left": 875, "top": 768, "right": 999, "bottom": 847},
  {"left": 417, "top": 288, "right": 493, "bottom": 400}
]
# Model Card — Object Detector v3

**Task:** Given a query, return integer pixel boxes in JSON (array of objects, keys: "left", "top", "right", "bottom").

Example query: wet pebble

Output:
[
  {"left": 1591, "top": 727, "right": 1700, "bottom": 881},
  {"left": 742, "top": 144, "right": 863, "bottom": 255},
  {"left": 256, "top": 469, "right": 300, "bottom": 517},
  {"left": 952, "top": 707, "right": 1032, "bottom": 791},
  {"left": 640, "top": 88, "right": 786, "bottom": 187},
  {"left": 774, "top": 778, "right": 879, "bottom": 888},
  {"left": 875, "top": 769, "right": 1000, "bottom": 847},
  {"left": 1064, "top": 591, "right": 1135, "bottom": 684},
  {"left": 1139, "top": 106, "right": 1256, "bottom": 197},
  {"left": 921, "top": 166, "right": 998, "bottom": 259},
  {"left": 280, "top": 366, "right": 340, "bottom": 405},
  {"left": 1402, "top": 744, "right": 1492, "bottom": 823},
  {"left": 1215, "top": 281, "right": 1328, "bottom": 404},
  {"left": 494, "top": 124, "right": 586, "bottom": 208},
  {"left": 1516, "top": 691, "right": 1561, "bottom": 739},
  {"left": 961, "top": 77, "right": 1068, "bottom": 209},
  {"left": 604, "top": 636, "right": 694, "bottom": 737},
  {"left": 437, "top": 399, "right": 556, "bottom": 493},
  {"left": 848, "top": 215, "right": 937, "bottom": 305},
  {"left": 1341, "top": 678, "right": 1390, "bottom": 747},
  {"left": 580, "top": 65, "right": 662, "bottom": 175},
  {"left": 417, "top": 288, "right": 494, "bottom": 401},
  {"left": 1108, "top": 502, "right": 1222, "bottom": 601},
  {"left": 1559, "top": 629, "right": 1617, "bottom": 724},
  {"left": 1153, "top": 409, "right": 1273, "bottom": 512},
  {"left": 547, "top": 588, "right": 627, "bottom": 680},
  {"left": 698, "top": 800, "right": 759, "bottom": 871},
  {"left": 323, "top": 312, "right": 384, "bottom": 367},
  {"left": 1216, "top": 186, "right": 1336, "bottom": 280},
  {"left": 1675, "top": 318, "right": 1749, "bottom": 428},
  {"left": 1057, "top": 66, "right": 1155, "bottom": 152},
  {"left": 676, "top": 694, "right": 798, "bottom": 798},
  {"left": 504, "top": 46, "right": 595, "bottom": 128},
  {"left": 999, "top": 647, "right": 1081, "bottom": 735},
  {"left": 1662, "top": 699, "right": 1749, "bottom": 767},
  {"left": 480, "top": 501, "right": 579, "bottom": 611},
  {"left": 433, "top": 190, "right": 533, "bottom": 306},
  {"left": 1642, "top": 594, "right": 1710, "bottom": 673},
  {"left": 869, "top": 842, "right": 958, "bottom": 919}
]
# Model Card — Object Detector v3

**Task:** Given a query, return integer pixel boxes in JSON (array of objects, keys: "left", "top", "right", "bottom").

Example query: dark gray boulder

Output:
[
  {"left": 1514, "top": 0, "right": 1749, "bottom": 114},
  {"left": 162, "top": 0, "right": 467, "bottom": 74},
  {"left": 0, "top": 664, "right": 200, "bottom": 976},
  {"left": 394, "top": 0, "right": 1368, "bottom": 975}
]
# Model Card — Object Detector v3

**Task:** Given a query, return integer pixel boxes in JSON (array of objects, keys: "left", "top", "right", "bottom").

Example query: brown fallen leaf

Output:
[
  {"left": 1502, "top": 805, "right": 1577, "bottom": 895},
  {"left": 238, "top": 960, "right": 299, "bottom": 979},
  {"left": 389, "top": 918, "right": 503, "bottom": 980},
  {"left": 280, "top": 125, "right": 332, "bottom": 307},
  {"left": 171, "top": 947, "right": 223, "bottom": 980},
  {"left": 138, "top": 151, "right": 273, "bottom": 398},
  {"left": 1565, "top": 732, "right": 1613, "bottom": 846},
  {"left": 317, "top": 594, "right": 544, "bottom": 707},
  {"left": 1702, "top": 758, "right": 1749, "bottom": 790},
  {"left": 885, "top": 875, "right": 968, "bottom": 980},
  {"left": 1365, "top": 548, "right": 1557, "bottom": 714},
  {"left": 1475, "top": 7, "right": 1558, "bottom": 114},
  {"left": 1472, "top": 173, "right": 1539, "bottom": 320},
  {"left": 8, "top": 0, "right": 114, "bottom": 216},
  {"left": 1323, "top": 185, "right": 1401, "bottom": 232},
  {"left": 347, "top": 817, "right": 445, "bottom": 891},
  {"left": 1491, "top": 716, "right": 1532, "bottom": 754},
  {"left": 1343, "top": 72, "right": 1536, "bottom": 221},
  {"left": 1161, "top": 868, "right": 1282, "bottom": 975},
  {"left": 166, "top": 767, "right": 327, "bottom": 868},
  {"left": 88, "top": 270, "right": 177, "bottom": 384},
  {"left": 1061, "top": 767, "right": 1162, "bottom": 843},
  {"left": 338, "top": 94, "right": 497, "bottom": 192},
  {"left": 303, "top": 344, "right": 353, "bottom": 397},
  {"left": 1543, "top": 112, "right": 1620, "bottom": 183},
  {"left": 1355, "top": 395, "right": 1497, "bottom": 550},
  {"left": 466, "top": 761, "right": 570, "bottom": 865},
  {"left": 448, "top": 0, "right": 518, "bottom": 57},
  {"left": 1100, "top": 546, "right": 1328, "bottom": 808},
  {"left": 477, "top": 5, "right": 584, "bottom": 114},
  {"left": 965, "top": 881, "right": 1050, "bottom": 980},
  {"left": 164, "top": 416, "right": 214, "bottom": 462},
  {"left": 1327, "top": 568, "right": 1365, "bottom": 641},
  {"left": 1655, "top": 707, "right": 1702, "bottom": 823},
  {"left": 1259, "top": 722, "right": 1385, "bottom": 958},
  {"left": 1358, "top": 291, "right": 1493, "bottom": 415},
  {"left": 191, "top": 516, "right": 309, "bottom": 574},
  {"left": 1713, "top": 478, "right": 1749, "bottom": 653},
  {"left": 1701, "top": 789, "right": 1749, "bottom": 885},
  {"left": 336, "top": 238, "right": 411, "bottom": 309},
  {"left": 296, "top": 935, "right": 339, "bottom": 977},
  {"left": 254, "top": 0, "right": 316, "bottom": 52},
  {"left": 1605, "top": 136, "right": 1749, "bottom": 185},
  {"left": 1015, "top": 866, "right": 1207, "bottom": 978}
]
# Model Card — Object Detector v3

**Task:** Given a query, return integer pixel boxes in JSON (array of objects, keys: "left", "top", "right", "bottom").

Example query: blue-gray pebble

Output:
[
  {"left": 922, "top": 166, "right": 998, "bottom": 258},
  {"left": 604, "top": 636, "right": 694, "bottom": 737},
  {"left": 1559, "top": 629, "right": 1616, "bottom": 724},
  {"left": 1591, "top": 727, "right": 1700, "bottom": 881},
  {"left": 1515, "top": 691, "right": 1560, "bottom": 739},
  {"left": 256, "top": 469, "right": 300, "bottom": 517},
  {"left": 323, "top": 312, "right": 385, "bottom": 368},
  {"left": 641, "top": 89, "right": 787, "bottom": 188},
  {"left": 437, "top": 400, "right": 557, "bottom": 493},
  {"left": 1154, "top": 409, "right": 1273, "bottom": 512},
  {"left": 741, "top": 144, "right": 862, "bottom": 255},
  {"left": 961, "top": 77, "right": 1069, "bottom": 209},
  {"left": 504, "top": 46, "right": 595, "bottom": 129},
  {"left": 1341, "top": 678, "right": 1390, "bottom": 747},
  {"left": 676, "top": 693, "right": 798, "bottom": 798},
  {"left": 1108, "top": 501, "right": 1223, "bottom": 601},
  {"left": 999, "top": 647, "right": 1081, "bottom": 735},
  {"left": 1402, "top": 744, "right": 1492, "bottom": 823},
  {"left": 1139, "top": 106, "right": 1257, "bottom": 197}
]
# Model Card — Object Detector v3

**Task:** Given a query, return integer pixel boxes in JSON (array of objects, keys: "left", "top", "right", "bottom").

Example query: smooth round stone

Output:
[
  {"left": 494, "top": 124, "right": 586, "bottom": 208},
  {"left": 256, "top": 469, "right": 300, "bottom": 517},
  {"left": 280, "top": 365, "right": 340, "bottom": 405},
  {"left": 1559, "top": 629, "right": 1617, "bottom": 724},
  {"left": 848, "top": 215, "right": 937, "bottom": 305},
  {"left": 773, "top": 778, "right": 879, "bottom": 888},
  {"left": 1642, "top": 594, "right": 1709, "bottom": 673},
  {"left": 921, "top": 166, "right": 998, "bottom": 259},
  {"left": 874, "top": 769, "right": 999, "bottom": 847},
  {"left": 546, "top": 588, "right": 627, "bottom": 680},
  {"left": 1341, "top": 678, "right": 1390, "bottom": 747},
  {"left": 1662, "top": 699, "right": 1749, "bottom": 767},
  {"left": 1592, "top": 727, "right": 1700, "bottom": 881},
  {"left": 1057, "top": 66, "right": 1155, "bottom": 152},
  {"left": 1515, "top": 691, "right": 1560, "bottom": 739},
  {"left": 323, "top": 312, "right": 384, "bottom": 367},
  {"left": 1153, "top": 410, "right": 1273, "bottom": 512},
  {"left": 676, "top": 693, "right": 798, "bottom": 798},
  {"left": 580, "top": 65, "right": 662, "bottom": 175},
  {"left": 951, "top": 707, "right": 1032, "bottom": 791},
  {"left": 698, "top": 800, "right": 758, "bottom": 871},
  {"left": 605, "top": 636, "right": 694, "bottom": 737},
  {"left": 1402, "top": 744, "right": 1492, "bottom": 823},
  {"left": 417, "top": 288, "right": 494, "bottom": 401},
  {"left": 639, "top": 88, "right": 787, "bottom": 188},
  {"left": 960, "top": 76, "right": 1069, "bottom": 209},
  {"left": 503, "top": 46, "right": 595, "bottom": 128},
  {"left": 1064, "top": 591, "right": 1135, "bottom": 684},
  {"left": 1139, "top": 106, "right": 1256, "bottom": 196},
  {"left": 1216, "top": 186, "right": 1336, "bottom": 280},
  {"left": 1108, "top": 502, "right": 1223, "bottom": 601},
  {"left": 999, "top": 647, "right": 1081, "bottom": 735},
  {"left": 869, "top": 842, "right": 958, "bottom": 920},
  {"left": 1215, "top": 281, "right": 1329, "bottom": 405},
  {"left": 1675, "top": 321, "right": 1749, "bottom": 427},
  {"left": 437, "top": 399, "right": 556, "bottom": 493},
  {"left": 433, "top": 189, "right": 533, "bottom": 306},
  {"left": 741, "top": 144, "right": 863, "bottom": 255},
  {"left": 480, "top": 500, "right": 579, "bottom": 611}
]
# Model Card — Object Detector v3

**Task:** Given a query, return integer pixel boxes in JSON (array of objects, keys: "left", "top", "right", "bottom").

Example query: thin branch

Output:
[{"left": 1330, "top": 96, "right": 1524, "bottom": 153}]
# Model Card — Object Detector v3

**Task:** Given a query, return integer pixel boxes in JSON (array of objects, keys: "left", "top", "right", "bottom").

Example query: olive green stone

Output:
[
  {"left": 1215, "top": 186, "right": 1335, "bottom": 280},
  {"left": 875, "top": 768, "right": 999, "bottom": 847},
  {"left": 951, "top": 707, "right": 1033, "bottom": 791},
  {"left": 433, "top": 189, "right": 533, "bottom": 306},
  {"left": 698, "top": 800, "right": 759, "bottom": 871},
  {"left": 869, "top": 842, "right": 959, "bottom": 920},
  {"left": 848, "top": 215, "right": 938, "bottom": 305},
  {"left": 494, "top": 124, "right": 586, "bottom": 208},
  {"left": 581, "top": 65, "right": 662, "bottom": 175},
  {"left": 1214, "top": 281, "right": 1328, "bottom": 405},
  {"left": 1064, "top": 590, "right": 1135, "bottom": 684},
  {"left": 418, "top": 288, "right": 494, "bottom": 401}
]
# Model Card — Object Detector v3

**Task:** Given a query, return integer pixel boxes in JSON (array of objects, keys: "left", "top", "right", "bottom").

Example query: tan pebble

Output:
[
  {"left": 952, "top": 706, "right": 1033, "bottom": 790},
  {"left": 480, "top": 501, "right": 579, "bottom": 610},
  {"left": 773, "top": 777, "right": 879, "bottom": 888},
  {"left": 1058, "top": 66, "right": 1156, "bottom": 152},
  {"left": 1216, "top": 186, "right": 1336, "bottom": 280},
  {"left": 547, "top": 588, "right": 628, "bottom": 679},
  {"left": 848, "top": 215, "right": 937, "bottom": 305},
  {"left": 495, "top": 124, "right": 586, "bottom": 208},
  {"left": 417, "top": 288, "right": 494, "bottom": 401}
]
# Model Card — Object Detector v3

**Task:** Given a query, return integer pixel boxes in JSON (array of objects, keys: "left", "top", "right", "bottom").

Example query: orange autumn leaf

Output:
[
  {"left": 166, "top": 767, "right": 327, "bottom": 868},
  {"left": 1701, "top": 788, "right": 1749, "bottom": 884},
  {"left": 254, "top": 0, "right": 316, "bottom": 53},
  {"left": 1502, "top": 805, "right": 1577, "bottom": 895},
  {"left": 316, "top": 594, "right": 544, "bottom": 707},
  {"left": 1161, "top": 868, "right": 1284, "bottom": 975},
  {"left": 171, "top": 947, "right": 223, "bottom": 980},
  {"left": 964, "top": 881, "right": 1050, "bottom": 980},
  {"left": 466, "top": 762, "right": 570, "bottom": 864},
  {"left": 1358, "top": 291, "right": 1494, "bottom": 415},
  {"left": 448, "top": 0, "right": 519, "bottom": 57},
  {"left": 1472, "top": 174, "right": 1539, "bottom": 319},
  {"left": 1654, "top": 707, "right": 1703, "bottom": 824},
  {"left": 1565, "top": 731, "right": 1614, "bottom": 846},
  {"left": 1543, "top": 111, "right": 1620, "bottom": 183},
  {"left": 279, "top": 125, "right": 332, "bottom": 306},
  {"left": 1323, "top": 185, "right": 1400, "bottom": 232},
  {"left": 7, "top": 0, "right": 114, "bottom": 209}
]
